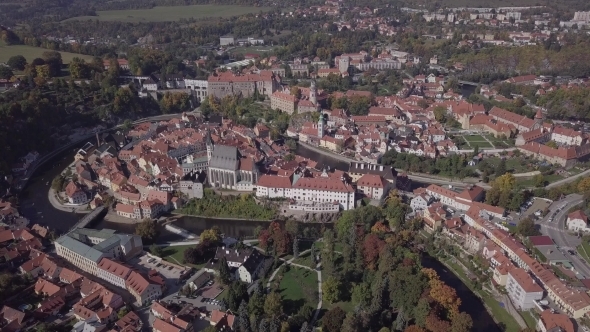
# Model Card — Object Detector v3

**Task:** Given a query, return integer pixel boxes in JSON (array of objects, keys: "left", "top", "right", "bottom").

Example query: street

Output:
[{"left": 536, "top": 194, "right": 590, "bottom": 277}]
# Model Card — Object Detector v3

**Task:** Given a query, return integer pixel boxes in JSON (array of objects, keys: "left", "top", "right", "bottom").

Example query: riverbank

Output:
[
  {"left": 47, "top": 188, "right": 92, "bottom": 214},
  {"left": 170, "top": 213, "right": 271, "bottom": 222}
]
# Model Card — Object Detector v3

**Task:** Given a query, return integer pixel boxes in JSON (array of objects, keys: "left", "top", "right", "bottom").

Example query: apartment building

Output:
[
  {"left": 126, "top": 271, "right": 163, "bottom": 306},
  {"left": 97, "top": 258, "right": 132, "bottom": 289},
  {"left": 506, "top": 268, "right": 543, "bottom": 310}
]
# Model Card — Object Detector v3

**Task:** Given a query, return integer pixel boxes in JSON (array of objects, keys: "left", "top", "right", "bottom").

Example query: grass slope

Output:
[
  {"left": 64, "top": 5, "right": 272, "bottom": 22},
  {"left": 0, "top": 45, "right": 94, "bottom": 64},
  {"left": 278, "top": 266, "right": 318, "bottom": 315}
]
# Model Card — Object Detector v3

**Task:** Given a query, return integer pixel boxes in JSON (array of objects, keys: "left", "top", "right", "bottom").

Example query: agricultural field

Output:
[
  {"left": 64, "top": 5, "right": 273, "bottom": 23},
  {"left": 0, "top": 44, "right": 94, "bottom": 64}
]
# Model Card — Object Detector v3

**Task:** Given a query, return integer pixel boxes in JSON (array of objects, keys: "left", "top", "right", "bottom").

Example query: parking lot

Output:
[
  {"left": 160, "top": 281, "right": 224, "bottom": 315},
  {"left": 128, "top": 253, "right": 190, "bottom": 295},
  {"left": 523, "top": 197, "right": 552, "bottom": 219}
]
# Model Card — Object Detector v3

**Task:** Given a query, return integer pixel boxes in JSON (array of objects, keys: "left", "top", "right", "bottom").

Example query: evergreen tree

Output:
[
  {"left": 269, "top": 317, "right": 280, "bottom": 332},
  {"left": 496, "top": 158, "right": 507, "bottom": 176},
  {"left": 219, "top": 257, "right": 231, "bottom": 284},
  {"left": 258, "top": 318, "right": 270, "bottom": 332},
  {"left": 300, "top": 322, "right": 309, "bottom": 332},
  {"left": 393, "top": 307, "right": 406, "bottom": 331},
  {"left": 293, "top": 238, "right": 299, "bottom": 258},
  {"left": 310, "top": 244, "right": 316, "bottom": 266},
  {"left": 237, "top": 300, "right": 250, "bottom": 332}
]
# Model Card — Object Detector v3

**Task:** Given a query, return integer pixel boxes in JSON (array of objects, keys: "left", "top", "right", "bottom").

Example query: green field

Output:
[
  {"left": 64, "top": 5, "right": 273, "bottom": 22},
  {"left": 277, "top": 266, "right": 318, "bottom": 315},
  {"left": 231, "top": 46, "right": 273, "bottom": 56},
  {"left": 0, "top": 44, "right": 94, "bottom": 64}
]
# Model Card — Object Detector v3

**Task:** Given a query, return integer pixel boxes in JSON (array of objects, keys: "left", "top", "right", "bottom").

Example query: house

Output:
[
  {"left": 187, "top": 271, "right": 213, "bottom": 291},
  {"left": 114, "top": 311, "right": 143, "bottom": 331},
  {"left": 215, "top": 247, "right": 265, "bottom": 283},
  {"left": 65, "top": 181, "right": 89, "bottom": 204},
  {"left": 126, "top": 271, "right": 163, "bottom": 306},
  {"left": 356, "top": 174, "right": 389, "bottom": 200},
  {"left": 0, "top": 306, "right": 26, "bottom": 332},
  {"left": 506, "top": 268, "right": 543, "bottom": 310},
  {"left": 210, "top": 309, "right": 236, "bottom": 331},
  {"left": 410, "top": 193, "right": 432, "bottom": 212},
  {"left": 566, "top": 210, "right": 588, "bottom": 232},
  {"left": 536, "top": 309, "right": 574, "bottom": 332}
]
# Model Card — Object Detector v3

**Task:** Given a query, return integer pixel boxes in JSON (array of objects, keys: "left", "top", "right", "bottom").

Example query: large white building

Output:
[
  {"left": 184, "top": 79, "right": 208, "bottom": 102},
  {"left": 506, "top": 268, "right": 543, "bottom": 310},
  {"left": 256, "top": 173, "right": 355, "bottom": 210},
  {"left": 97, "top": 258, "right": 132, "bottom": 289},
  {"left": 55, "top": 228, "right": 143, "bottom": 276},
  {"left": 206, "top": 142, "right": 258, "bottom": 191}
]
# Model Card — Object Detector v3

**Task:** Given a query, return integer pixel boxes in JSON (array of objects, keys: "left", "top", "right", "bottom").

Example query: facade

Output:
[
  {"left": 219, "top": 35, "right": 235, "bottom": 46},
  {"left": 65, "top": 181, "right": 89, "bottom": 205},
  {"left": 506, "top": 268, "right": 543, "bottom": 310},
  {"left": 410, "top": 193, "right": 432, "bottom": 211},
  {"left": 270, "top": 91, "right": 297, "bottom": 114}
]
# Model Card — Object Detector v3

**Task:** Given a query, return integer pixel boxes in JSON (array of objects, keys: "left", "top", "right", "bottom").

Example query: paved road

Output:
[{"left": 537, "top": 194, "right": 590, "bottom": 277}]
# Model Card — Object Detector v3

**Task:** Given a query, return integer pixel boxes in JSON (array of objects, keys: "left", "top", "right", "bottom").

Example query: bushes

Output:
[{"left": 179, "top": 189, "right": 277, "bottom": 219}]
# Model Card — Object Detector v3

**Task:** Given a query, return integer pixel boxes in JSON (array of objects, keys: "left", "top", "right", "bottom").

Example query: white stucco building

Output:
[
  {"left": 506, "top": 268, "right": 543, "bottom": 310},
  {"left": 566, "top": 210, "right": 589, "bottom": 232}
]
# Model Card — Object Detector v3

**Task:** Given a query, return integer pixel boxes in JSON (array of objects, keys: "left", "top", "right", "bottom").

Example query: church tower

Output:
[
  {"left": 317, "top": 115, "right": 324, "bottom": 138},
  {"left": 206, "top": 128, "right": 213, "bottom": 162}
]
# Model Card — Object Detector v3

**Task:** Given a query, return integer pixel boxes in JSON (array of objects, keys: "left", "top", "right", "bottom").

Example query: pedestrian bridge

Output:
[{"left": 70, "top": 206, "right": 106, "bottom": 231}]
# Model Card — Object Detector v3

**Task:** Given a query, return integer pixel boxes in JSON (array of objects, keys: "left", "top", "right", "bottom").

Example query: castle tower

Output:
[
  {"left": 317, "top": 115, "right": 324, "bottom": 138},
  {"left": 534, "top": 109, "right": 544, "bottom": 128},
  {"left": 338, "top": 56, "right": 350, "bottom": 74},
  {"left": 310, "top": 79, "right": 317, "bottom": 106}
]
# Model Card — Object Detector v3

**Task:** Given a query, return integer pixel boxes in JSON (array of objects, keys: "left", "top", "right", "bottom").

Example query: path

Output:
[
  {"left": 482, "top": 135, "right": 496, "bottom": 149},
  {"left": 264, "top": 248, "right": 324, "bottom": 326},
  {"left": 546, "top": 168, "right": 590, "bottom": 188}
]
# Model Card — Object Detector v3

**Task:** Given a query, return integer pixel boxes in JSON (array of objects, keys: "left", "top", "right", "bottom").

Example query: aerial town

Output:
[{"left": 3, "top": 1, "right": 590, "bottom": 332}]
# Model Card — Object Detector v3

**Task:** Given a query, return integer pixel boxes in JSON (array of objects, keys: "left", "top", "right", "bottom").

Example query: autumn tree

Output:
[
  {"left": 263, "top": 291, "right": 282, "bottom": 317},
  {"left": 451, "top": 312, "right": 473, "bottom": 332},
  {"left": 135, "top": 218, "right": 159, "bottom": 244},
  {"left": 363, "top": 233, "right": 386, "bottom": 270},
  {"left": 258, "top": 221, "right": 292, "bottom": 255},
  {"left": 321, "top": 307, "right": 346, "bottom": 332},
  {"left": 533, "top": 174, "right": 546, "bottom": 187},
  {"left": 200, "top": 226, "right": 222, "bottom": 243},
  {"left": 322, "top": 276, "right": 342, "bottom": 303},
  {"left": 578, "top": 177, "right": 590, "bottom": 193},
  {"left": 425, "top": 313, "right": 452, "bottom": 332},
  {"left": 290, "top": 86, "right": 302, "bottom": 99},
  {"left": 160, "top": 91, "right": 190, "bottom": 114}
]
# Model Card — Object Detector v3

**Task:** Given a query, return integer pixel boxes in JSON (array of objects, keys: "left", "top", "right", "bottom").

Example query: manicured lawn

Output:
[
  {"left": 467, "top": 140, "right": 493, "bottom": 148},
  {"left": 277, "top": 266, "right": 318, "bottom": 315},
  {"left": 161, "top": 244, "right": 210, "bottom": 269},
  {"left": 64, "top": 5, "right": 273, "bottom": 22},
  {"left": 0, "top": 44, "right": 94, "bottom": 64},
  {"left": 292, "top": 251, "right": 313, "bottom": 267},
  {"left": 463, "top": 134, "right": 486, "bottom": 142},
  {"left": 520, "top": 310, "right": 537, "bottom": 329}
]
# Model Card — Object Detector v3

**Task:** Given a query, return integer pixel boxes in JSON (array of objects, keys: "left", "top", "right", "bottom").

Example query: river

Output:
[{"left": 422, "top": 255, "right": 500, "bottom": 331}]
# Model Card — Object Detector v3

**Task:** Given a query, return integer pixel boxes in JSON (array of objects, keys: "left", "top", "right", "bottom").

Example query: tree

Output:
[
  {"left": 264, "top": 291, "right": 283, "bottom": 317},
  {"left": 533, "top": 174, "right": 546, "bottom": 187},
  {"left": 293, "top": 239, "right": 299, "bottom": 258},
  {"left": 290, "top": 86, "right": 302, "bottom": 99},
  {"left": 0, "top": 66, "right": 13, "bottom": 80},
  {"left": 117, "top": 308, "right": 129, "bottom": 319},
  {"left": 135, "top": 219, "right": 159, "bottom": 244},
  {"left": 200, "top": 226, "right": 222, "bottom": 243},
  {"left": 404, "top": 326, "right": 426, "bottom": 332},
  {"left": 150, "top": 244, "right": 164, "bottom": 257},
  {"left": 363, "top": 233, "right": 386, "bottom": 270},
  {"left": 7, "top": 55, "right": 26, "bottom": 70},
  {"left": 496, "top": 159, "right": 507, "bottom": 176},
  {"left": 546, "top": 140, "right": 558, "bottom": 149},
  {"left": 42, "top": 51, "right": 63, "bottom": 77},
  {"left": 578, "top": 177, "right": 590, "bottom": 193},
  {"left": 237, "top": 300, "right": 251, "bottom": 332},
  {"left": 451, "top": 312, "right": 473, "bottom": 332},
  {"left": 351, "top": 283, "right": 371, "bottom": 309},
  {"left": 433, "top": 106, "right": 447, "bottom": 122},
  {"left": 219, "top": 257, "right": 231, "bottom": 284},
  {"left": 321, "top": 307, "right": 346, "bottom": 332},
  {"left": 516, "top": 217, "right": 540, "bottom": 237},
  {"left": 322, "top": 276, "right": 342, "bottom": 303},
  {"left": 285, "top": 219, "right": 300, "bottom": 237}
]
